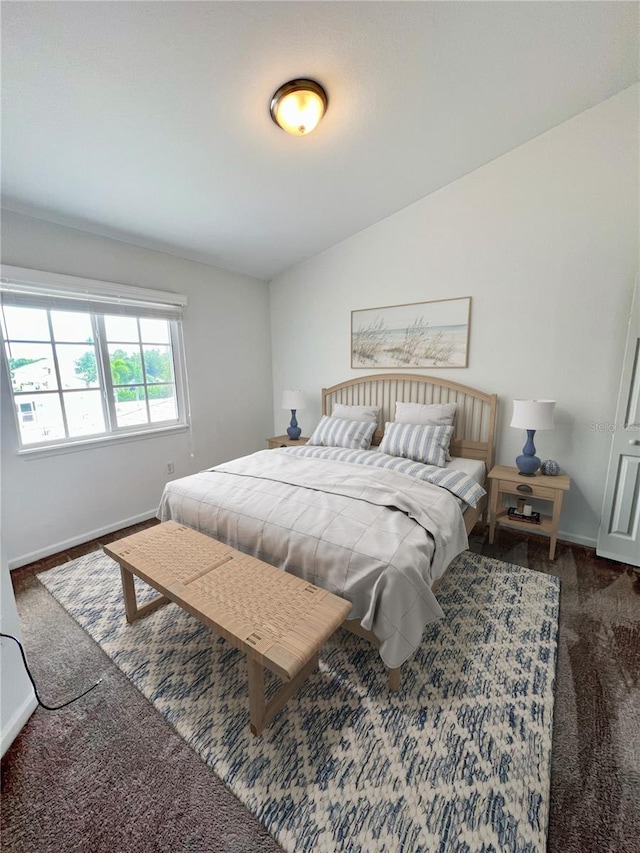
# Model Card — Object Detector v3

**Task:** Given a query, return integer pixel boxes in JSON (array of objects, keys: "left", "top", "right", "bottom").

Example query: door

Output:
[{"left": 597, "top": 281, "right": 640, "bottom": 566}]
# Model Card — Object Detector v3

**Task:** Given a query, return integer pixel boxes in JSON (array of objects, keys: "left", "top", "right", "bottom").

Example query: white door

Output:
[{"left": 597, "top": 281, "right": 640, "bottom": 566}]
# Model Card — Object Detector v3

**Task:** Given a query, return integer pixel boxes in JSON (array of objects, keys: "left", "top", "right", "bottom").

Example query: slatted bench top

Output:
[{"left": 104, "top": 521, "right": 352, "bottom": 733}]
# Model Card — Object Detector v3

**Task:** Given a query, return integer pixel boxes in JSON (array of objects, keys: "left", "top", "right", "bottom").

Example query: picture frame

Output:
[{"left": 351, "top": 296, "right": 471, "bottom": 369}]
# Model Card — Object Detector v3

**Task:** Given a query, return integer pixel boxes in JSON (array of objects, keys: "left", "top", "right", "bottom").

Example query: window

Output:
[{"left": 1, "top": 266, "right": 188, "bottom": 451}]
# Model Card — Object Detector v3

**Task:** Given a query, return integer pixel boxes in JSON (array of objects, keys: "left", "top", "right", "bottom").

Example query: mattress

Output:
[{"left": 445, "top": 456, "right": 487, "bottom": 486}]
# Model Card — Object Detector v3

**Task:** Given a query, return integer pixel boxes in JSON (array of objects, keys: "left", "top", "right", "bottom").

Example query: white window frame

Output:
[{"left": 1, "top": 265, "right": 190, "bottom": 455}]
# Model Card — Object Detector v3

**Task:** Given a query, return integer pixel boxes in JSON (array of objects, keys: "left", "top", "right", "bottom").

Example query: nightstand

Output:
[
  {"left": 266, "top": 435, "right": 309, "bottom": 449},
  {"left": 487, "top": 465, "right": 571, "bottom": 560}
]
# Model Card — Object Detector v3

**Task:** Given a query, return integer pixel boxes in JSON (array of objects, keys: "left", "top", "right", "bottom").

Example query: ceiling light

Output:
[{"left": 270, "top": 79, "right": 328, "bottom": 136}]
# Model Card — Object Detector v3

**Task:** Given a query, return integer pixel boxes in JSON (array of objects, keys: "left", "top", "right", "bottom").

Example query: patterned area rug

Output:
[{"left": 38, "top": 550, "right": 559, "bottom": 852}]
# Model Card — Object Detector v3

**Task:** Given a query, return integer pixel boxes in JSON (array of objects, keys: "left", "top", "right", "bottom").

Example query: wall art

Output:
[{"left": 351, "top": 296, "right": 471, "bottom": 369}]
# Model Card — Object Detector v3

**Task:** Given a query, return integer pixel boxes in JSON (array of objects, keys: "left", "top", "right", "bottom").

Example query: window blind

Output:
[{"left": 0, "top": 265, "right": 187, "bottom": 321}]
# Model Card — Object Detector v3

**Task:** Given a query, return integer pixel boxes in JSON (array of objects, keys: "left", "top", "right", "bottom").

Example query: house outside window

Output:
[
  {"left": 1, "top": 266, "right": 189, "bottom": 452},
  {"left": 18, "top": 401, "right": 36, "bottom": 423}
]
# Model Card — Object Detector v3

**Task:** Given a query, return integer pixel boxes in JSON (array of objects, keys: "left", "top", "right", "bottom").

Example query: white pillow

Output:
[
  {"left": 394, "top": 401, "right": 457, "bottom": 426},
  {"left": 307, "top": 416, "right": 377, "bottom": 450},
  {"left": 379, "top": 422, "right": 453, "bottom": 468},
  {"left": 332, "top": 403, "right": 381, "bottom": 423}
]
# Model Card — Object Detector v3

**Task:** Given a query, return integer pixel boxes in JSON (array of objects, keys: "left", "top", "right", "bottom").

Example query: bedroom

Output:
[{"left": 1, "top": 2, "right": 638, "bottom": 852}]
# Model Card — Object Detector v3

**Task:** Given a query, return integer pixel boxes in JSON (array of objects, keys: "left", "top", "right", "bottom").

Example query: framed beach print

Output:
[{"left": 351, "top": 296, "right": 471, "bottom": 369}]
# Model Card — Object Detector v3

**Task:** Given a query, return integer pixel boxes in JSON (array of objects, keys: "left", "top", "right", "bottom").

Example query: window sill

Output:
[{"left": 17, "top": 423, "right": 190, "bottom": 460}]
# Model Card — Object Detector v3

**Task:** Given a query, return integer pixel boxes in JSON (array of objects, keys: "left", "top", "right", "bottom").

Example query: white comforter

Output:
[{"left": 157, "top": 449, "right": 468, "bottom": 667}]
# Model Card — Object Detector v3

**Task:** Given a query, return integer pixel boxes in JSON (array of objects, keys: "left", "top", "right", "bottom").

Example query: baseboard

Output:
[
  {"left": 557, "top": 530, "right": 597, "bottom": 549},
  {"left": 8, "top": 510, "right": 158, "bottom": 570},
  {"left": 7, "top": 515, "right": 598, "bottom": 570},
  {"left": 1, "top": 692, "right": 37, "bottom": 758},
  {"left": 474, "top": 523, "right": 597, "bottom": 551}
]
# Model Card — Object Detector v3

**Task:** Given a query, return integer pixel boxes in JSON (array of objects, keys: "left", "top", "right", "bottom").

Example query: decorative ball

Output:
[{"left": 540, "top": 459, "right": 560, "bottom": 476}]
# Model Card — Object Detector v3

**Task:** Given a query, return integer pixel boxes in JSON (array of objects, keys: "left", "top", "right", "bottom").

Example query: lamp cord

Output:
[{"left": 0, "top": 632, "right": 102, "bottom": 711}]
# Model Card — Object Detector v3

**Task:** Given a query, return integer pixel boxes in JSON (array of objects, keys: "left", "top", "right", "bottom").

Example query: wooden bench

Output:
[{"left": 104, "top": 521, "right": 352, "bottom": 736}]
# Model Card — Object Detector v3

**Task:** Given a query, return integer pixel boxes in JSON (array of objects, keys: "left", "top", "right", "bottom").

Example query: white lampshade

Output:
[
  {"left": 282, "top": 390, "right": 305, "bottom": 410},
  {"left": 510, "top": 400, "right": 556, "bottom": 431}
]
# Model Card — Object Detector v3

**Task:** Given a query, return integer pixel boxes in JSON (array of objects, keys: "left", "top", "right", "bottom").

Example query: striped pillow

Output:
[
  {"left": 379, "top": 422, "right": 453, "bottom": 468},
  {"left": 307, "top": 416, "right": 376, "bottom": 450},
  {"left": 395, "top": 402, "right": 457, "bottom": 461}
]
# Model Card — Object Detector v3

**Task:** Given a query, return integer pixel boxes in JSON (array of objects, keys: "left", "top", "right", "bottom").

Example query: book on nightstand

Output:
[{"left": 507, "top": 507, "right": 541, "bottom": 524}]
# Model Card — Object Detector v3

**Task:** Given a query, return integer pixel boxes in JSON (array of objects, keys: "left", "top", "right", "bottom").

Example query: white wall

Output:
[
  {"left": 1, "top": 212, "right": 273, "bottom": 567},
  {"left": 270, "top": 86, "right": 639, "bottom": 547},
  {"left": 1, "top": 544, "right": 37, "bottom": 757}
]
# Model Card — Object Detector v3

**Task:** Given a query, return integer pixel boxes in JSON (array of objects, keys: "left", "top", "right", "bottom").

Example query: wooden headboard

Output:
[{"left": 322, "top": 373, "right": 498, "bottom": 471}]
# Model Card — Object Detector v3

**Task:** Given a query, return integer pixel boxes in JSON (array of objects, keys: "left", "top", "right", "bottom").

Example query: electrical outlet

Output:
[{"left": 166, "top": 462, "right": 175, "bottom": 474}]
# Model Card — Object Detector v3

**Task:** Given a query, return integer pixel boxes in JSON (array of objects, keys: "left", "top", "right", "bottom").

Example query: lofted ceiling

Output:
[{"left": 1, "top": 1, "right": 638, "bottom": 281}]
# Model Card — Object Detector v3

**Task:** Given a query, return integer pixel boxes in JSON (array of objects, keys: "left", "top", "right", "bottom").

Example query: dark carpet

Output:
[{"left": 2, "top": 521, "right": 639, "bottom": 852}]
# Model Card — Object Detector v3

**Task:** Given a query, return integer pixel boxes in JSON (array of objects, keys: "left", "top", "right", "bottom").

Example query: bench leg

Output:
[
  {"left": 247, "top": 657, "right": 266, "bottom": 735},
  {"left": 120, "top": 566, "right": 169, "bottom": 623},
  {"left": 388, "top": 666, "right": 402, "bottom": 692},
  {"left": 247, "top": 653, "right": 318, "bottom": 737}
]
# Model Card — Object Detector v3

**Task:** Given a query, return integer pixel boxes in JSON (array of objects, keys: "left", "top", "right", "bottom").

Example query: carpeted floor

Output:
[
  {"left": 2, "top": 522, "right": 639, "bottom": 852},
  {"left": 35, "top": 546, "right": 560, "bottom": 852}
]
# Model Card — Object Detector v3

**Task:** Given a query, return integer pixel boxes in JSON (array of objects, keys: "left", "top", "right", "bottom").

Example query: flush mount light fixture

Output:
[{"left": 270, "top": 79, "right": 328, "bottom": 136}]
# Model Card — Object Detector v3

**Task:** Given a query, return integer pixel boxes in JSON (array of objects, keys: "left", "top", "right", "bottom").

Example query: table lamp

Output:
[
  {"left": 510, "top": 399, "right": 556, "bottom": 476},
  {"left": 281, "top": 391, "right": 305, "bottom": 440}
]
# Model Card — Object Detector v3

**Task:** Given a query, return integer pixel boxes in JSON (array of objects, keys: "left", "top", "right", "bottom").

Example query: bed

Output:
[{"left": 158, "top": 373, "right": 498, "bottom": 688}]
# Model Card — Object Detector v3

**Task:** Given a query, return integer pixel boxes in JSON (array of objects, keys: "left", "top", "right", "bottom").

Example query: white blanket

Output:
[{"left": 157, "top": 450, "right": 468, "bottom": 667}]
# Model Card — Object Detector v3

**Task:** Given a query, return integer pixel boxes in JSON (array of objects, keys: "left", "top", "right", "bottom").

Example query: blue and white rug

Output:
[{"left": 38, "top": 550, "right": 559, "bottom": 853}]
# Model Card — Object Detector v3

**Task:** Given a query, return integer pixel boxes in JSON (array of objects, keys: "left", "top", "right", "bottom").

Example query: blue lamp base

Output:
[
  {"left": 287, "top": 409, "right": 301, "bottom": 441},
  {"left": 515, "top": 429, "right": 540, "bottom": 476}
]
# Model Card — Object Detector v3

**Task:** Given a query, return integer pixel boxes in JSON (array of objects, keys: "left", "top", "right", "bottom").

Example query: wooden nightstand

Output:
[
  {"left": 487, "top": 464, "right": 571, "bottom": 560},
  {"left": 267, "top": 435, "right": 309, "bottom": 449}
]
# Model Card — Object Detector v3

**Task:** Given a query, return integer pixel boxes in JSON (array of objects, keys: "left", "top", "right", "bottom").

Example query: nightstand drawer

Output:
[
  {"left": 498, "top": 480, "right": 557, "bottom": 500},
  {"left": 267, "top": 435, "right": 309, "bottom": 449}
]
